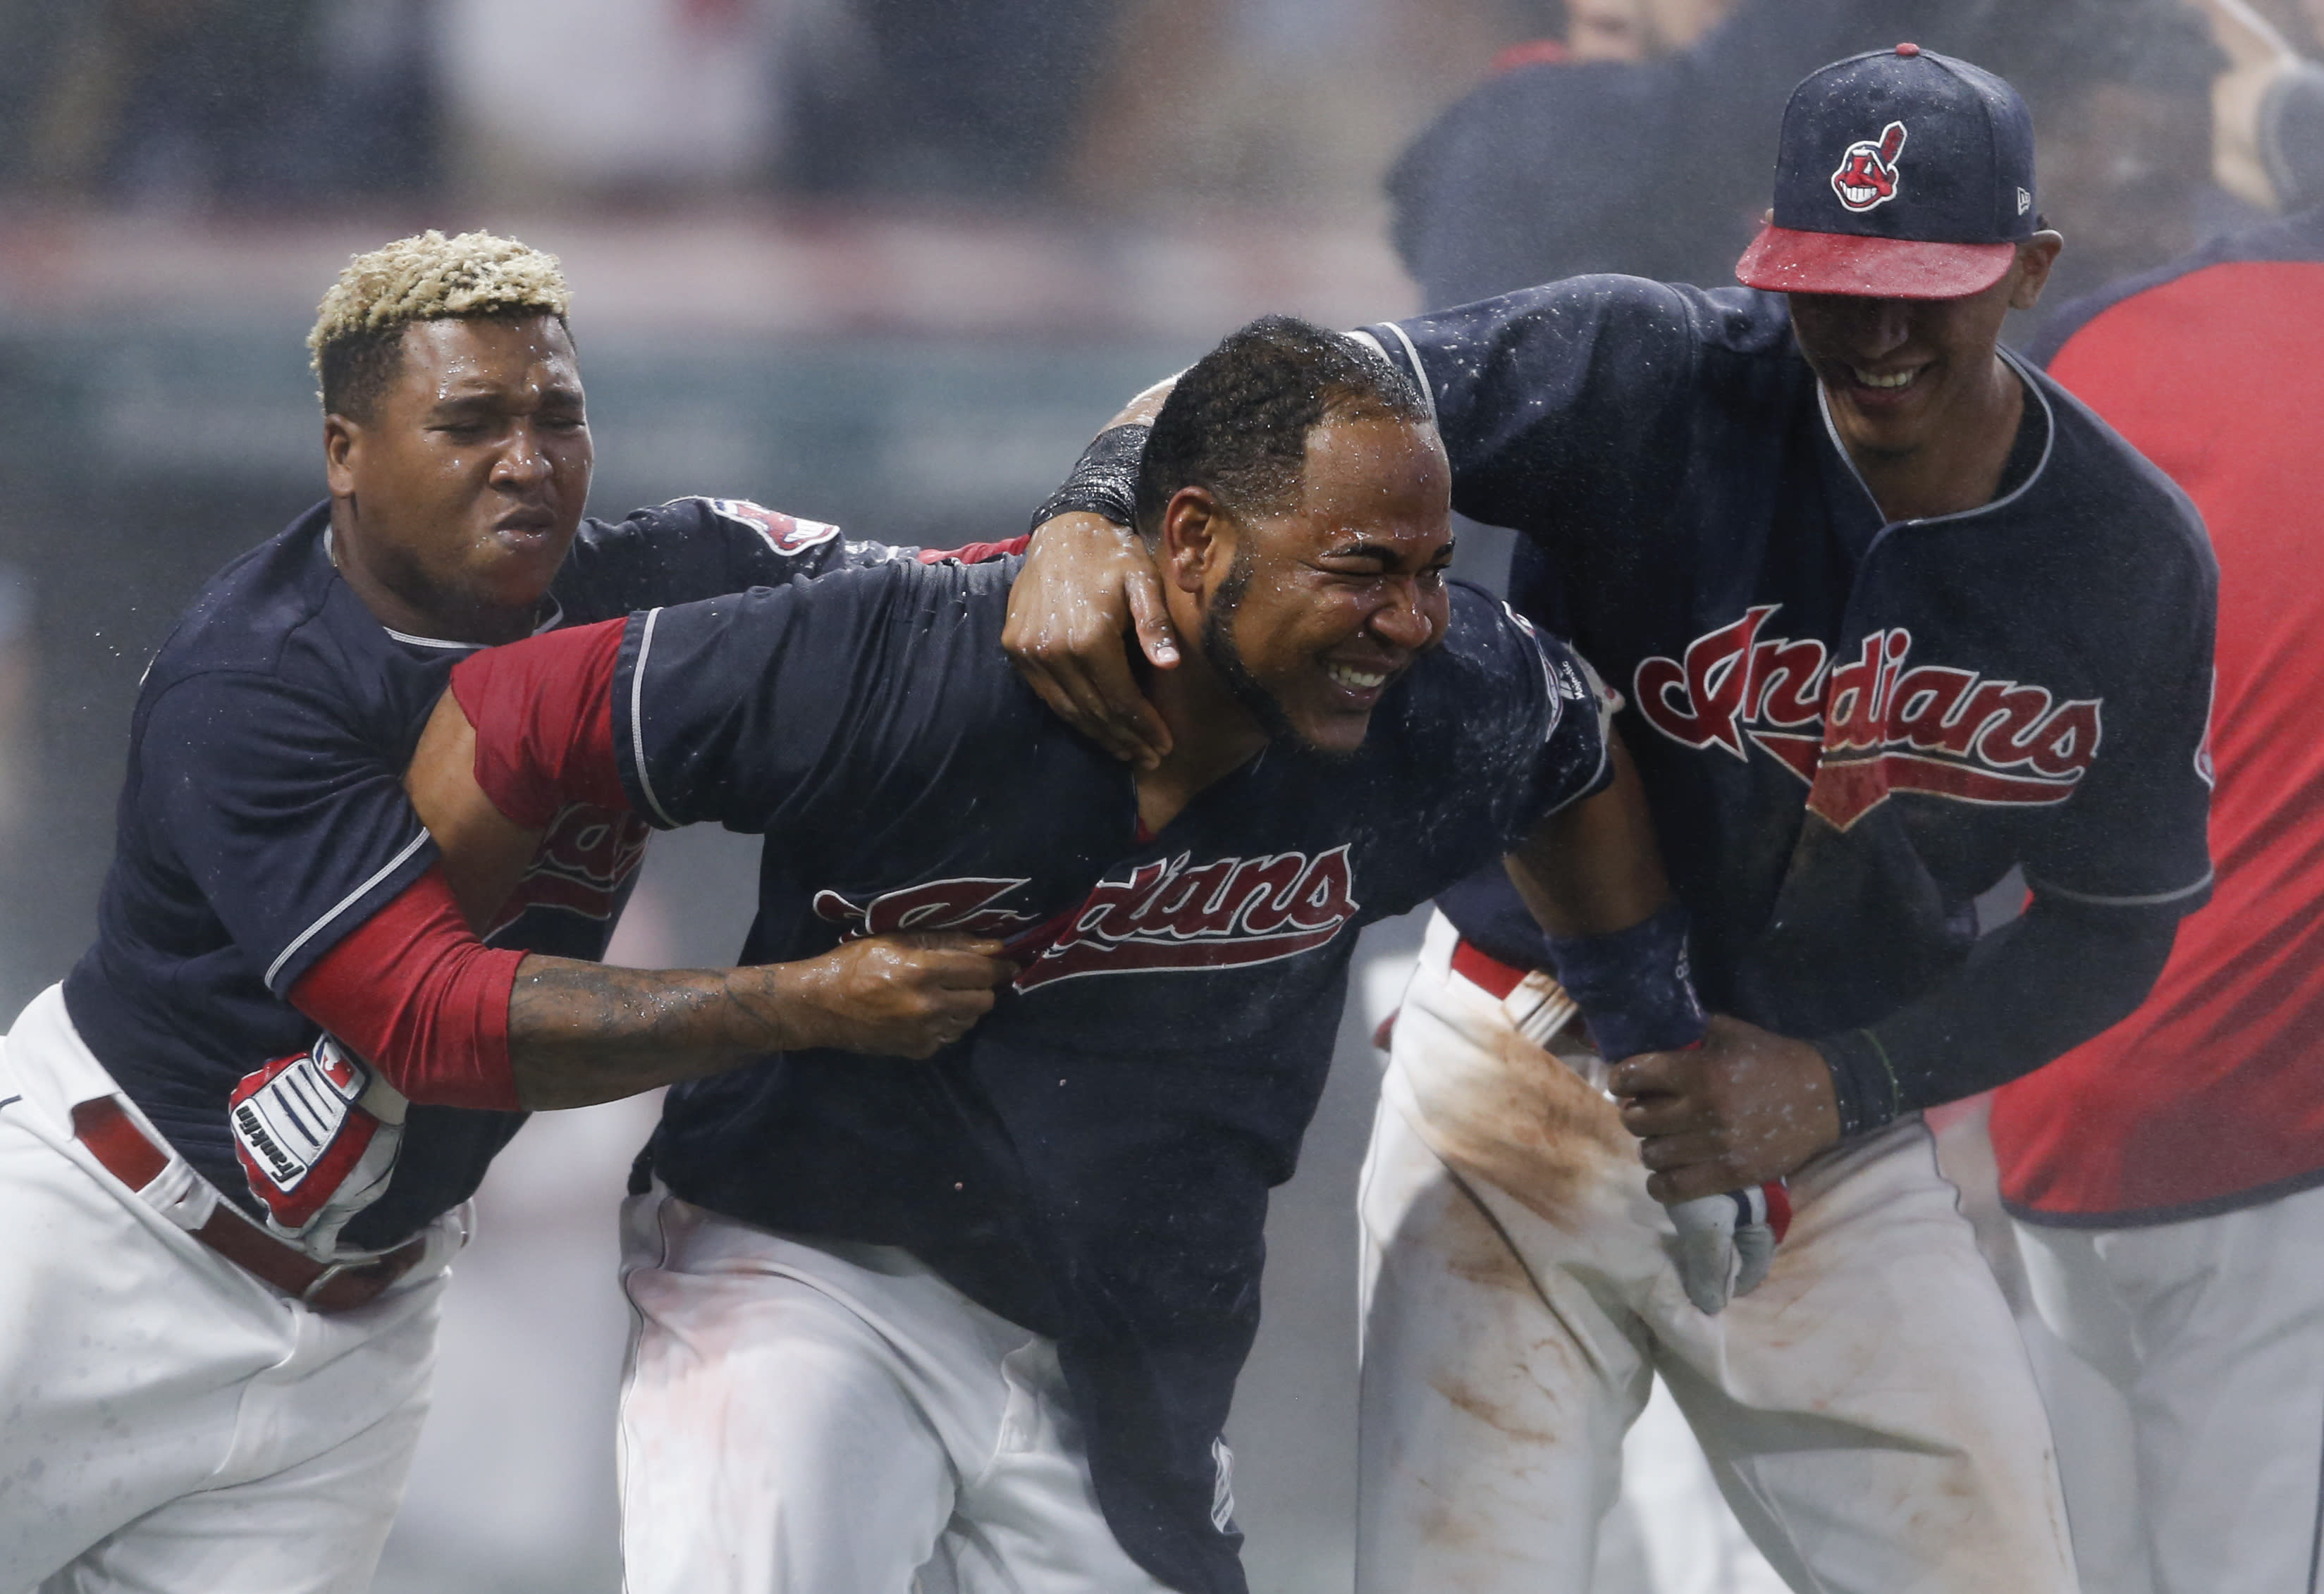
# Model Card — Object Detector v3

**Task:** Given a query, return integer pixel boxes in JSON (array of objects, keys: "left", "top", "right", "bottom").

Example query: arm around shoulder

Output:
[
  {"left": 1004, "top": 388, "right": 1182, "bottom": 766},
  {"left": 1364, "top": 276, "right": 1705, "bottom": 534}
]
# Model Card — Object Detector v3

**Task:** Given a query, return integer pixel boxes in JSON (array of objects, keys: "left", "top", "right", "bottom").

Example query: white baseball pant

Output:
[
  {"left": 1355, "top": 912, "right": 2077, "bottom": 1594},
  {"left": 616, "top": 1186, "right": 1179, "bottom": 1594},
  {"left": 0, "top": 984, "right": 462, "bottom": 1594},
  {"left": 2016, "top": 1180, "right": 2324, "bottom": 1594},
  {"left": 1597, "top": 1376, "right": 1789, "bottom": 1594}
]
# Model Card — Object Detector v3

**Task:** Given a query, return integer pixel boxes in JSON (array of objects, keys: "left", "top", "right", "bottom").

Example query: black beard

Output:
[{"left": 1200, "top": 554, "right": 1360, "bottom": 763}]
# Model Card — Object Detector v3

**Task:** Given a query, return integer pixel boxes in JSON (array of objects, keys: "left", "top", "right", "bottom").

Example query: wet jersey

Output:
[
  {"left": 59, "top": 496, "right": 895, "bottom": 1252},
  {"left": 1360, "top": 277, "right": 2215, "bottom": 1051},
  {"left": 1993, "top": 209, "right": 2324, "bottom": 1224},
  {"left": 535, "top": 558, "right": 1609, "bottom": 1594}
]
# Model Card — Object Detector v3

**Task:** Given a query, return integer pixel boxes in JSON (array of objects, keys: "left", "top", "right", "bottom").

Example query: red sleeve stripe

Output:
[
  {"left": 450, "top": 619, "right": 630, "bottom": 829},
  {"left": 1489, "top": 38, "right": 1568, "bottom": 73},
  {"left": 290, "top": 865, "right": 524, "bottom": 1111},
  {"left": 916, "top": 535, "right": 1031, "bottom": 564}
]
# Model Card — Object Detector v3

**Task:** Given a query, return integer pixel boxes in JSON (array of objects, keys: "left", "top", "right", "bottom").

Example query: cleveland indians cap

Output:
[{"left": 1735, "top": 43, "right": 2037, "bottom": 299}]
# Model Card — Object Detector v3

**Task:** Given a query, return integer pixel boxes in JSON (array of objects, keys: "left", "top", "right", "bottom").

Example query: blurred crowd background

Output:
[{"left": 1, "top": 1, "right": 2321, "bottom": 1590}]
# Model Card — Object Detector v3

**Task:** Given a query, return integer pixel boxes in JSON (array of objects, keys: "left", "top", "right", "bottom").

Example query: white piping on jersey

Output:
[
  {"left": 2024, "top": 869, "right": 2215, "bottom": 908},
  {"left": 381, "top": 598, "right": 566, "bottom": 650},
  {"left": 1816, "top": 346, "right": 2057, "bottom": 547},
  {"left": 383, "top": 626, "right": 483, "bottom": 651},
  {"left": 264, "top": 828, "right": 432, "bottom": 991},
  {"left": 1539, "top": 669, "right": 1614, "bottom": 821},
  {"left": 1543, "top": 722, "right": 1610, "bottom": 820},
  {"left": 1506, "top": 624, "right": 1616, "bottom": 822},
  {"left": 1349, "top": 326, "right": 1439, "bottom": 424},
  {"left": 627, "top": 607, "right": 681, "bottom": 829}
]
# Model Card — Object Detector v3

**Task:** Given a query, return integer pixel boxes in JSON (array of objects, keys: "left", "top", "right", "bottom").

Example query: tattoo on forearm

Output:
[{"left": 506, "top": 957, "right": 800, "bottom": 1108}]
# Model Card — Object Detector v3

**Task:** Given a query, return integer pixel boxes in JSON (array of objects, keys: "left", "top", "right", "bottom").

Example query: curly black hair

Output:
[{"left": 1133, "top": 314, "right": 1432, "bottom": 543}]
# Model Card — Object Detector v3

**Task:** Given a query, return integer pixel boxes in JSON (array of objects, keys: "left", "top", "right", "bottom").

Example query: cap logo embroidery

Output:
[
  {"left": 2017, "top": 186, "right": 2032, "bottom": 215},
  {"left": 1831, "top": 121, "right": 1907, "bottom": 211}
]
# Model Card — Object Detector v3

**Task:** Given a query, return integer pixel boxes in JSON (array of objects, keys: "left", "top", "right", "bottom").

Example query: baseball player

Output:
[
  {"left": 0, "top": 229, "right": 1007, "bottom": 1590},
  {"left": 1987, "top": 206, "right": 2324, "bottom": 1594},
  {"left": 1005, "top": 47, "right": 2218, "bottom": 1593},
  {"left": 402, "top": 314, "right": 1719, "bottom": 1594}
]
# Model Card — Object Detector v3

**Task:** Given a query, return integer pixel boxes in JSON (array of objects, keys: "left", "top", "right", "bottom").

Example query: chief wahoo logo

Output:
[{"left": 1831, "top": 121, "right": 1907, "bottom": 211}]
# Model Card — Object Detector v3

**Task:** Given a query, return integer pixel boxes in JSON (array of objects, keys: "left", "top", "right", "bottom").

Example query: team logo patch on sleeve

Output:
[
  {"left": 696, "top": 498, "right": 842, "bottom": 557},
  {"left": 1633, "top": 606, "right": 2101, "bottom": 830},
  {"left": 1831, "top": 121, "right": 1907, "bottom": 211}
]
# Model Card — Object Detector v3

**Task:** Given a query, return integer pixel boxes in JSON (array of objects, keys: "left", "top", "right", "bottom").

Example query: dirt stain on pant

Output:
[{"left": 1409, "top": 1030, "right": 1632, "bottom": 1232}]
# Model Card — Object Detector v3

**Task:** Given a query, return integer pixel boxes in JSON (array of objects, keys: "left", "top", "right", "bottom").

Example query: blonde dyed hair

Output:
[{"left": 308, "top": 229, "right": 572, "bottom": 416}]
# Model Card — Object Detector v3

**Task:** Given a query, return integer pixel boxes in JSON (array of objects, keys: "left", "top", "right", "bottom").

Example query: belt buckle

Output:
[
  {"left": 298, "top": 1246, "right": 406, "bottom": 1310},
  {"left": 1502, "top": 970, "right": 1579, "bottom": 1051},
  {"left": 1501, "top": 973, "right": 1620, "bottom": 1095},
  {"left": 299, "top": 1257, "right": 359, "bottom": 1306}
]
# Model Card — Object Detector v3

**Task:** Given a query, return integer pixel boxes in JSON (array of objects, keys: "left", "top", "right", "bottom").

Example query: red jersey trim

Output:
[
  {"left": 1489, "top": 38, "right": 1569, "bottom": 73},
  {"left": 1993, "top": 256, "right": 2324, "bottom": 1218},
  {"left": 916, "top": 535, "right": 1031, "bottom": 565},
  {"left": 290, "top": 865, "right": 524, "bottom": 1111}
]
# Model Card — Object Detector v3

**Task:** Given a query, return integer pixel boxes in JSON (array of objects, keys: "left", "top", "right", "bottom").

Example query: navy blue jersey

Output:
[
  {"left": 1360, "top": 278, "right": 2216, "bottom": 1044},
  {"left": 608, "top": 558, "right": 1609, "bottom": 1594},
  {"left": 61, "top": 496, "right": 894, "bottom": 1252}
]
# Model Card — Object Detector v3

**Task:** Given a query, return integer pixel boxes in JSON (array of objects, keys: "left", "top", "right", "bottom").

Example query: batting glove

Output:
[
  {"left": 230, "top": 1036, "right": 410, "bottom": 1256},
  {"left": 1668, "top": 1180, "right": 1792, "bottom": 1315}
]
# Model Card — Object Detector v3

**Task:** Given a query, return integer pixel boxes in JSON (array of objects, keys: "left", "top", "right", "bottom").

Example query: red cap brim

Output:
[{"left": 1734, "top": 223, "right": 2017, "bottom": 298}]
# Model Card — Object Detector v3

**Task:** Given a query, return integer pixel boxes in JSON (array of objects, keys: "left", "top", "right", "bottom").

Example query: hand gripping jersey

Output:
[
  {"left": 1991, "top": 209, "right": 2324, "bottom": 1223},
  {"left": 59, "top": 497, "right": 902, "bottom": 1254},
  {"left": 457, "top": 557, "right": 1610, "bottom": 1594},
  {"left": 1358, "top": 277, "right": 2215, "bottom": 1099}
]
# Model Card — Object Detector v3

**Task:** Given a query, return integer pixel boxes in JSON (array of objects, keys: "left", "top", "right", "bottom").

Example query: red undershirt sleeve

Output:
[
  {"left": 290, "top": 864, "right": 526, "bottom": 1111},
  {"left": 300, "top": 619, "right": 641, "bottom": 1109},
  {"left": 450, "top": 618, "right": 631, "bottom": 827},
  {"left": 915, "top": 533, "right": 1030, "bottom": 565}
]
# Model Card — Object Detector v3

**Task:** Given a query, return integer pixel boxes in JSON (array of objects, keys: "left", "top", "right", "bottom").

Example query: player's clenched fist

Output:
[
  {"left": 1611, "top": 1015, "right": 1841, "bottom": 1203},
  {"left": 778, "top": 932, "right": 1016, "bottom": 1058}
]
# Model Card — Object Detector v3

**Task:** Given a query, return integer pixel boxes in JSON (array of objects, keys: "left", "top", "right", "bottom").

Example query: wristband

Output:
[
  {"left": 1812, "top": 1028, "right": 1902, "bottom": 1139},
  {"left": 1029, "top": 423, "right": 1149, "bottom": 533},
  {"left": 1544, "top": 902, "right": 1706, "bottom": 1061}
]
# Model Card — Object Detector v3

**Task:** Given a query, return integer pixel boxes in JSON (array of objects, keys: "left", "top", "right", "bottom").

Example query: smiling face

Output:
[
  {"left": 1179, "top": 414, "right": 1455, "bottom": 757},
  {"left": 1785, "top": 234, "right": 2060, "bottom": 462},
  {"left": 324, "top": 314, "right": 593, "bottom": 643}
]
